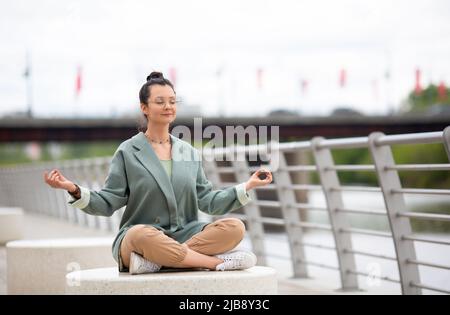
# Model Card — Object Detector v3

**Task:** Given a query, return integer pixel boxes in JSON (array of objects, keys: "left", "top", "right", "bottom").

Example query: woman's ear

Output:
[{"left": 140, "top": 103, "right": 148, "bottom": 115}]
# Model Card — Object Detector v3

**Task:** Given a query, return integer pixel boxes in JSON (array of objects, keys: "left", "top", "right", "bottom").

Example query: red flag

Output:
[
  {"left": 339, "top": 68, "right": 346, "bottom": 88},
  {"left": 75, "top": 65, "right": 82, "bottom": 98},
  {"left": 256, "top": 68, "right": 263, "bottom": 90},
  {"left": 301, "top": 79, "right": 308, "bottom": 95},
  {"left": 169, "top": 67, "right": 177, "bottom": 87},
  {"left": 414, "top": 68, "right": 422, "bottom": 95},
  {"left": 438, "top": 81, "right": 447, "bottom": 101}
]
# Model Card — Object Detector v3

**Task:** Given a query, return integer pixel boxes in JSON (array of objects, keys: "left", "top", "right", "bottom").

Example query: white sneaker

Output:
[
  {"left": 215, "top": 250, "right": 257, "bottom": 271},
  {"left": 129, "top": 252, "right": 162, "bottom": 275}
]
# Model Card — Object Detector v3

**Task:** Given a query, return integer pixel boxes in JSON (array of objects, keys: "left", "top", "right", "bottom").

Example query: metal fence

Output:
[{"left": 1, "top": 127, "right": 449, "bottom": 295}]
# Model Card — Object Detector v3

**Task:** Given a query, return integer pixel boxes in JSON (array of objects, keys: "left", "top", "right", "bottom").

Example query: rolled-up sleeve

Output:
[
  {"left": 234, "top": 182, "right": 252, "bottom": 206},
  {"left": 68, "top": 186, "right": 90, "bottom": 209}
]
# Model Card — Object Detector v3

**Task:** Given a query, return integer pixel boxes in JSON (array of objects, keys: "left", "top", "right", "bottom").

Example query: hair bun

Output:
[{"left": 146, "top": 71, "right": 164, "bottom": 81}]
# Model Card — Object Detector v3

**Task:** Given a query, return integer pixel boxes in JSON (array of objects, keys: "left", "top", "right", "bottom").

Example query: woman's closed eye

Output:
[{"left": 155, "top": 101, "right": 177, "bottom": 106}]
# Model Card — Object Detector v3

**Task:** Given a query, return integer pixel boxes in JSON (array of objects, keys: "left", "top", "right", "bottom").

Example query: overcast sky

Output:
[{"left": 1, "top": 0, "right": 450, "bottom": 117}]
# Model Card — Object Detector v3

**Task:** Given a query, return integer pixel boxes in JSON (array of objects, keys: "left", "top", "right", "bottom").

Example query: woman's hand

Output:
[
  {"left": 245, "top": 168, "right": 273, "bottom": 191},
  {"left": 44, "top": 169, "right": 76, "bottom": 192}
]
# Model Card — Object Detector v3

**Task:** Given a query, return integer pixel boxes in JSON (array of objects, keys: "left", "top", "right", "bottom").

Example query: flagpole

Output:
[
  {"left": 216, "top": 65, "right": 224, "bottom": 117},
  {"left": 24, "top": 50, "right": 33, "bottom": 118}
]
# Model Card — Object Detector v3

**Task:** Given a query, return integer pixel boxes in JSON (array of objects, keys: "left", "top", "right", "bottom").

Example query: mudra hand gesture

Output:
[
  {"left": 245, "top": 168, "right": 273, "bottom": 191},
  {"left": 44, "top": 169, "right": 77, "bottom": 193}
]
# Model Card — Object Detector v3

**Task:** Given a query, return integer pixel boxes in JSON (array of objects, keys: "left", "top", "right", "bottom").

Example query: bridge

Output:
[
  {"left": 1, "top": 114, "right": 449, "bottom": 142},
  {"left": 0, "top": 126, "right": 449, "bottom": 294}
]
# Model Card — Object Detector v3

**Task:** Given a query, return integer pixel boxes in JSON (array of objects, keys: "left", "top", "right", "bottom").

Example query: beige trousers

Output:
[{"left": 120, "top": 218, "right": 246, "bottom": 268}]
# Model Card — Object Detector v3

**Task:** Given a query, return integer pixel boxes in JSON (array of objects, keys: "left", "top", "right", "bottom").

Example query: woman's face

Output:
[{"left": 141, "top": 84, "right": 177, "bottom": 124}]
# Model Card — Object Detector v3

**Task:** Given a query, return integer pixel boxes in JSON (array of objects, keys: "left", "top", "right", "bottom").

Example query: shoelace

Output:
[
  {"left": 142, "top": 260, "right": 160, "bottom": 272},
  {"left": 220, "top": 253, "right": 247, "bottom": 269},
  {"left": 135, "top": 255, "right": 161, "bottom": 272}
]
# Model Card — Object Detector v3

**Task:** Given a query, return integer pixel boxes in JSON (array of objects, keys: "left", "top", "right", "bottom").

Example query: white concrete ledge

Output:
[
  {"left": 66, "top": 266, "right": 278, "bottom": 295},
  {"left": 0, "top": 207, "right": 24, "bottom": 244},
  {"left": 7, "top": 237, "right": 116, "bottom": 294}
]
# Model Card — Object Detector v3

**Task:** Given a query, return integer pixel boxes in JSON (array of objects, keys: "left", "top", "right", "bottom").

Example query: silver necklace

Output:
[{"left": 145, "top": 133, "right": 170, "bottom": 144}]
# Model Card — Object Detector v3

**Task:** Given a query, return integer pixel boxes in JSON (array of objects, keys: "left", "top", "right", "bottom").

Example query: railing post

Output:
[
  {"left": 81, "top": 159, "right": 102, "bottom": 229},
  {"left": 232, "top": 157, "right": 267, "bottom": 266},
  {"left": 443, "top": 126, "right": 450, "bottom": 160},
  {"left": 61, "top": 160, "right": 79, "bottom": 224},
  {"left": 47, "top": 165, "right": 61, "bottom": 218},
  {"left": 274, "top": 150, "right": 308, "bottom": 277},
  {"left": 10, "top": 168, "right": 20, "bottom": 209},
  {"left": 0, "top": 168, "right": 6, "bottom": 206},
  {"left": 65, "top": 159, "right": 89, "bottom": 227},
  {"left": 34, "top": 164, "right": 48, "bottom": 214},
  {"left": 30, "top": 165, "right": 42, "bottom": 213},
  {"left": 49, "top": 162, "right": 68, "bottom": 219},
  {"left": 14, "top": 167, "right": 25, "bottom": 210},
  {"left": 27, "top": 166, "right": 36, "bottom": 213},
  {"left": 368, "top": 132, "right": 421, "bottom": 295},
  {"left": 91, "top": 158, "right": 114, "bottom": 231},
  {"left": 311, "top": 137, "right": 359, "bottom": 291},
  {"left": 4, "top": 169, "right": 13, "bottom": 207}
]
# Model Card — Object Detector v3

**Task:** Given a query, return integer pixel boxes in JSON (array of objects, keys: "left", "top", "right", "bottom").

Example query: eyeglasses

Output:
[{"left": 149, "top": 99, "right": 179, "bottom": 107}]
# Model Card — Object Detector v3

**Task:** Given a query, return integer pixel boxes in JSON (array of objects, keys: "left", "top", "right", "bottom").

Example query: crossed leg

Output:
[{"left": 120, "top": 218, "right": 245, "bottom": 270}]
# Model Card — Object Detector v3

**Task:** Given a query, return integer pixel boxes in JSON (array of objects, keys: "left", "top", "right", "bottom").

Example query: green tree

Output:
[{"left": 404, "top": 83, "right": 450, "bottom": 112}]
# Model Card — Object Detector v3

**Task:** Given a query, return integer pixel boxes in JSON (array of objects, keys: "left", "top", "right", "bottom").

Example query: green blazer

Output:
[{"left": 68, "top": 132, "right": 251, "bottom": 271}]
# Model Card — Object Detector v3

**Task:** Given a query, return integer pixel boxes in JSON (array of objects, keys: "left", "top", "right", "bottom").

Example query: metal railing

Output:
[{"left": 1, "top": 127, "right": 449, "bottom": 295}]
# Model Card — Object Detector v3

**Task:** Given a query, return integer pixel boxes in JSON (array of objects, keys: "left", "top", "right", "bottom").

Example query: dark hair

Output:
[
  {"left": 138, "top": 71, "right": 176, "bottom": 132},
  {"left": 139, "top": 71, "right": 175, "bottom": 105}
]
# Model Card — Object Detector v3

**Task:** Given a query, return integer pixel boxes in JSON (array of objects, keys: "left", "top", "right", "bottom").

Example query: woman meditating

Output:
[{"left": 44, "top": 71, "right": 273, "bottom": 274}]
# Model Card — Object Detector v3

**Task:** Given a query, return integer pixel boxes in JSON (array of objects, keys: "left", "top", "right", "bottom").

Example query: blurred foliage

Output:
[
  {"left": 393, "top": 143, "right": 450, "bottom": 189},
  {"left": 332, "top": 148, "right": 379, "bottom": 186},
  {"left": 0, "top": 142, "right": 119, "bottom": 166},
  {"left": 402, "top": 83, "right": 450, "bottom": 112},
  {"left": 410, "top": 203, "right": 450, "bottom": 233},
  {"left": 324, "top": 143, "right": 449, "bottom": 189}
]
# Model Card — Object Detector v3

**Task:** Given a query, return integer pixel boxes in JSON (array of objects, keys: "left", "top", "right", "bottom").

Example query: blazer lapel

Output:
[
  {"left": 132, "top": 133, "right": 179, "bottom": 227},
  {"left": 170, "top": 134, "right": 190, "bottom": 202}
]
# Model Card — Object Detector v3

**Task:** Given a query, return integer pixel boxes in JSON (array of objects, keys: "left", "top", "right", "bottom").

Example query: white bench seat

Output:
[
  {"left": 7, "top": 237, "right": 116, "bottom": 294},
  {"left": 66, "top": 266, "right": 278, "bottom": 295},
  {"left": 0, "top": 207, "right": 24, "bottom": 244}
]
